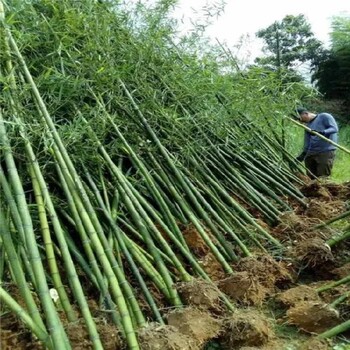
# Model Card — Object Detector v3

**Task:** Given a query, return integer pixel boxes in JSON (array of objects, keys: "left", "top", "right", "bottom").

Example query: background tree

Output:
[
  {"left": 312, "top": 15, "right": 350, "bottom": 114},
  {"left": 255, "top": 14, "right": 323, "bottom": 77}
]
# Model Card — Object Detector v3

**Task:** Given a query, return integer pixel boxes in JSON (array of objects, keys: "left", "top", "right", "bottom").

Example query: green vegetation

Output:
[{"left": 0, "top": 1, "right": 349, "bottom": 349}]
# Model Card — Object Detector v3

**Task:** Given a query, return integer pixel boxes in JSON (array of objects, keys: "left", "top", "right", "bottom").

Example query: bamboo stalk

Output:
[
  {"left": 317, "top": 319, "right": 350, "bottom": 339},
  {"left": 0, "top": 112, "right": 69, "bottom": 349},
  {"left": 286, "top": 117, "right": 350, "bottom": 155},
  {"left": 29, "top": 164, "right": 77, "bottom": 323},
  {"left": 0, "top": 286, "right": 52, "bottom": 349},
  {"left": 84, "top": 168, "right": 165, "bottom": 324}
]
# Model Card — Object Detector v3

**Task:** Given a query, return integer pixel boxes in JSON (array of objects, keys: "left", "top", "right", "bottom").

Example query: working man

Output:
[{"left": 296, "top": 107, "right": 338, "bottom": 178}]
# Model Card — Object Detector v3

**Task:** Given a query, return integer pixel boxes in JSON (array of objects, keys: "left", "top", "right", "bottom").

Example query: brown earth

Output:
[
  {"left": 1, "top": 180, "right": 350, "bottom": 349},
  {"left": 138, "top": 323, "right": 199, "bottom": 350},
  {"left": 286, "top": 301, "right": 340, "bottom": 333},
  {"left": 218, "top": 309, "right": 272, "bottom": 348},
  {"left": 166, "top": 308, "right": 221, "bottom": 346}
]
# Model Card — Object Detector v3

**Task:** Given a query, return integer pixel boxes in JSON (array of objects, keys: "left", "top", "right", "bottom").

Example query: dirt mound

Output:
[
  {"left": 181, "top": 224, "right": 225, "bottom": 280},
  {"left": 305, "top": 199, "right": 346, "bottom": 221},
  {"left": 322, "top": 181, "right": 350, "bottom": 200},
  {"left": 300, "top": 181, "right": 332, "bottom": 200},
  {"left": 286, "top": 301, "right": 340, "bottom": 333},
  {"left": 197, "top": 252, "right": 226, "bottom": 281},
  {"left": 138, "top": 323, "right": 199, "bottom": 350},
  {"left": 219, "top": 309, "right": 272, "bottom": 348},
  {"left": 181, "top": 224, "right": 211, "bottom": 256},
  {"left": 217, "top": 255, "right": 294, "bottom": 306},
  {"left": 166, "top": 308, "right": 221, "bottom": 346},
  {"left": 293, "top": 238, "right": 334, "bottom": 267},
  {"left": 177, "top": 279, "right": 223, "bottom": 313},
  {"left": 235, "top": 255, "right": 294, "bottom": 289},
  {"left": 0, "top": 312, "right": 44, "bottom": 350},
  {"left": 218, "top": 271, "right": 269, "bottom": 306},
  {"left": 272, "top": 212, "right": 321, "bottom": 241},
  {"left": 276, "top": 285, "right": 320, "bottom": 307},
  {"left": 66, "top": 318, "right": 122, "bottom": 350},
  {"left": 311, "top": 280, "right": 350, "bottom": 305}
]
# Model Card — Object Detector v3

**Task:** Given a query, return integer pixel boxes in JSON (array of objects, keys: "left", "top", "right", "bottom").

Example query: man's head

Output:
[{"left": 296, "top": 107, "right": 313, "bottom": 122}]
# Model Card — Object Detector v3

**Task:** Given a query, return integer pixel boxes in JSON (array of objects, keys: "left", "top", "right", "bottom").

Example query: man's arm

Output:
[{"left": 322, "top": 114, "right": 338, "bottom": 135}]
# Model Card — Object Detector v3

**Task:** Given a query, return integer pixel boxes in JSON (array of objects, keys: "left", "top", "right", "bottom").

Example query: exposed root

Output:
[
  {"left": 177, "top": 279, "right": 224, "bottom": 313},
  {"left": 66, "top": 318, "right": 122, "bottom": 350},
  {"left": 166, "top": 307, "right": 221, "bottom": 346},
  {"left": 305, "top": 199, "right": 346, "bottom": 221},
  {"left": 276, "top": 285, "right": 321, "bottom": 307},
  {"left": 322, "top": 181, "right": 350, "bottom": 200},
  {"left": 300, "top": 181, "right": 332, "bottom": 200},
  {"left": 286, "top": 301, "right": 340, "bottom": 334},
  {"left": 219, "top": 309, "right": 272, "bottom": 348},
  {"left": 218, "top": 272, "right": 269, "bottom": 306},
  {"left": 294, "top": 238, "right": 334, "bottom": 268},
  {"left": 331, "top": 262, "right": 350, "bottom": 279},
  {"left": 235, "top": 255, "right": 294, "bottom": 289},
  {"left": 138, "top": 323, "right": 199, "bottom": 350}
]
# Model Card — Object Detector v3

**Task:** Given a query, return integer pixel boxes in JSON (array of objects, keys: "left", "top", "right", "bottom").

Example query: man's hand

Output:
[
  {"left": 310, "top": 129, "right": 326, "bottom": 136},
  {"left": 296, "top": 152, "right": 306, "bottom": 162}
]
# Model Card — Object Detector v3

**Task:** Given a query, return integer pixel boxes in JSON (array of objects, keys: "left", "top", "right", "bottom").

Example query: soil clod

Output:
[
  {"left": 166, "top": 308, "right": 221, "bottom": 345},
  {"left": 138, "top": 323, "right": 199, "bottom": 350},
  {"left": 286, "top": 301, "right": 340, "bottom": 333},
  {"left": 219, "top": 310, "right": 272, "bottom": 348},
  {"left": 276, "top": 285, "right": 321, "bottom": 307}
]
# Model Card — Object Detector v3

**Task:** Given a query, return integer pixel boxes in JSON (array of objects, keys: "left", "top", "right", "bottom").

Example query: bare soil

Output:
[
  {"left": 218, "top": 309, "right": 272, "bottom": 348},
  {"left": 286, "top": 301, "right": 340, "bottom": 333},
  {"left": 1, "top": 180, "right": 350, "bottom": 349}
]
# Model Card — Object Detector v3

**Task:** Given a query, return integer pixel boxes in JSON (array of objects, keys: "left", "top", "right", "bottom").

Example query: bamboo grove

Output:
[{"left": 0, "top": 1, "right": 349, "bottom": 349}]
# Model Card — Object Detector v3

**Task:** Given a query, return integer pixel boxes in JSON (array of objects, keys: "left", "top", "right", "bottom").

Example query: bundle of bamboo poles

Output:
[{"left": 2, "top": 1, "right": 348, "bottom": 349}]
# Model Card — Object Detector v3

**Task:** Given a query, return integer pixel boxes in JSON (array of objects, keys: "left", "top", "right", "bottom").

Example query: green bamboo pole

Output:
[
  {"left": 55, "top": 165, "right": 122, "bottom": 329},
  {"left": 188, "top": 153, "right": 282, "bottom": 248},
  {"left": 317, "top": 275, "right": 350, "bottom": 293},
  {"left": 119, "top": 79, "right": 234, "bottom": 273},
  {"left": 63, "top": 229, "right": 99, "bottom": 289},
  {"left": 79, "top": 121, "right": 185, "bottom": 305},
  {"left": 5, "top": 25, "right": 142, "bottom": 341},
  {"left": 330, "top": 291, "right": 350, "bottom": 308},
  {"left": 181, "top": 166, "right": 251, "bottom": 257},
  {"left": 193, "top": 152, "right": 280, "bottom": 224},
  {"left": 205, "top": 149, "right": 286, "bottom": 217},
  {"left": 0, "top": 203, "right": 45, "bottom": 329},
  {"left": 59, "top": 162, "right": 145, "bottom": 328},
  {"left": 84, "top": 168, "right": 165, "bottom": 323},
  {"left": 125, "top": 178, "right": 206, "bottom": 276},
  {"left": 0, "top": 112, "right": 69, "bottom": 349},
  {"left": 0, "top": 165, "right": 36, "bottom": 286},
  {"left": 0, "top": 10, "right": 70, "bottom": 346},
  {"left": 117, "top": 217, "right": 174, "bottom": 266},
  {"left": 287, "top": 117, "right": 350, "bottom": 155},
  {"left": 29, "top": 164, "right": 77, "bottom": 323},
  {"left": 0, "top": 239, "right": 4, "bottom": 282},
  {"left": 315, "top": 210, "right": 350, "bottom": 229},
  {"left": 117, "top": 183, "right": 183, "bottom": 307},
  {"left": 54, "top": 155, "right": 141, "bottom": 335},
  {"left": 317, "top": 319, "right": 350, "bottom": 339},
  {"left": 184, "top": 168, "right": 268, "bottom": 251},
  {"left": 227, "top": 150, "right": 306, "bottom": 204},
  {"left": 0, "top": 286, "right": 52, "bottom": 349},
  {"left": 146, "top": 152, "right": 234, "bottom": 273},
  {"left": 95, "top": 105, "right": 188, "bottom": 249},
  {"left": 327, "top": 227, "right": 350, "bottom": 247}
]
